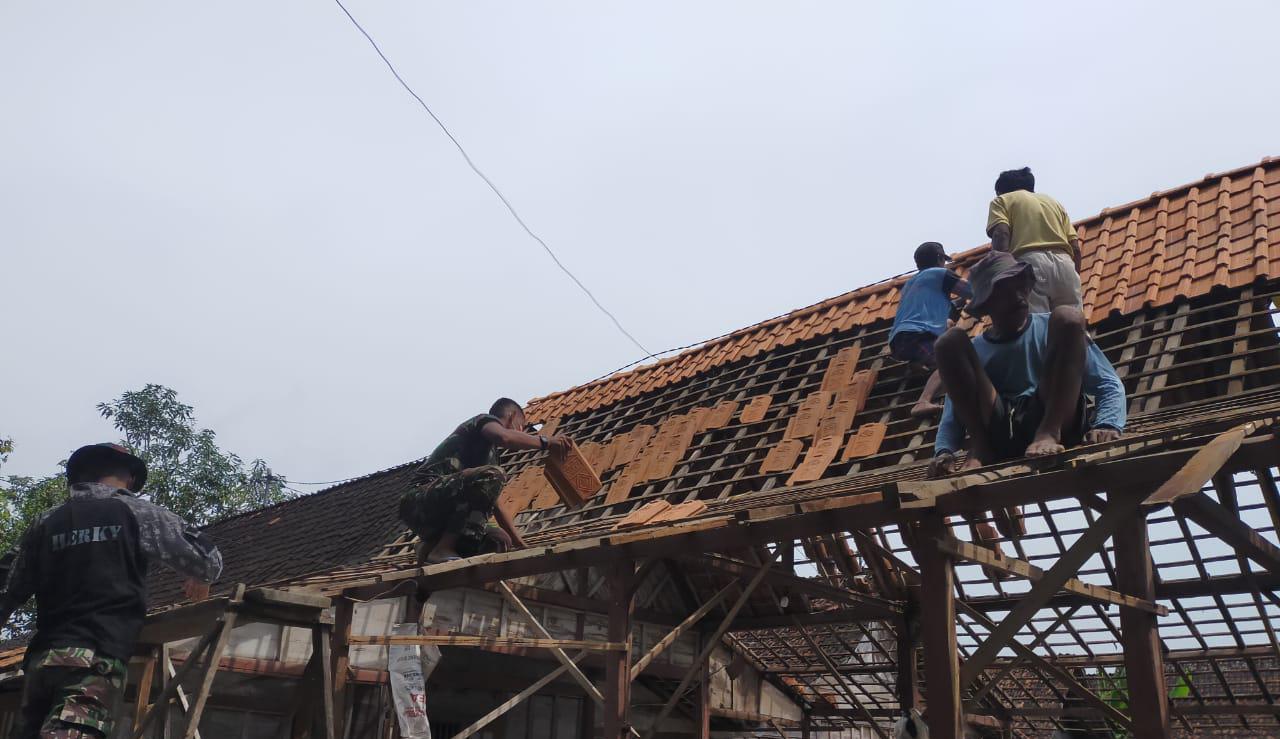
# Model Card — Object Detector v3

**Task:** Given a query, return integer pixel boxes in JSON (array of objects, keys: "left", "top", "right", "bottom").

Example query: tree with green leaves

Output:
[{"left": 1, "top": 385, "right": 290, "bottom": 634}]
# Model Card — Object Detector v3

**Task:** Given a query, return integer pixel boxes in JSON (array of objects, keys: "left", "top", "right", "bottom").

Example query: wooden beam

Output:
[
  {"left": 1114, "top": 511, "right": 1171, "bottom": 739},
  {"left": 450, "top": 652, "right": 587, "bottom": 739},
  {"left": 896, "top": 612, "right": 919, "bottom": 712},
  {"left": 346, "top": 634, "right": 626, "bottom": 651},
  {"left": 962, "top": 606, "right": 1077, "bottom": 710},
  {"left": 1143, "top": 419, "right": 1270, "bottom": 505},
  {"left": 336, "top": 431, "right": 1280, "bottom": 599},
  {"left": 132, "top": 651, "right": 157, "bottom": 734},
  {"left": 605, "top": 561, "right": 635, "bottom": 739},
  {"left": 710, "top": 708, "right": 800, "bottom": 726},
  {"left": 183, "top": 596, "right": 239, "bottom": 739},
  {"left": 1173, "top": 492, "right": 1280, "bottom": 574},
  {"left": 937, "top": 537, "right": 1167, "bottom": 615},
  {"left": 330, "top": 598, "right": 354, "bottom": 739},
  {"left": 727, "top": 607, "right": 893, "bottom": 632},
  {"left": 631, "top": 582, "right": 734, "bottom": 679},
  {"left": 641, "top": 551, "right": 776, "bottom": 739},
  {"left": 916, "top": 515, "right": 961, "bottom": 739},
  {"left": 698, "top": 660, "right": 711, "bottom": 739},
  {"left": 685, "top": 554, "right": 898, "bottom": 615},
  {"left": 314, "top": 624, "right": 336, "bottom": 739},
  {"left": 958, "top": 489, "right": 1149, "bottom": 688},
  {"left": 969, "top": 570, "right": 1280, "bottom": 613},
  {"left": 133, "top": 626, "right": 219, "bottom": 739}
]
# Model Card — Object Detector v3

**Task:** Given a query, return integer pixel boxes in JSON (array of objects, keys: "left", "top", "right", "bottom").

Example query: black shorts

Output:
[
  {"left": 986, "top": 392, "right": 1090, "bottom": 462},
  {"left": 889, "top": 331, "right": 938, "bottom": 366}
]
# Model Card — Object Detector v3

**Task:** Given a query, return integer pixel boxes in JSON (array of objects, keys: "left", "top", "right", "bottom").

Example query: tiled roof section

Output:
[
  {"left": 527, "top": 157, "right": 1280, "bottom": 422},
  {"left": 147, "top": 462, "right": 416, "bottom": 607}
]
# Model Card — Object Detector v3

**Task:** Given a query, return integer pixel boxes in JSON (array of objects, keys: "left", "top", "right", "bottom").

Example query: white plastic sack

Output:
[{"left": 389, "top": 623, "right": 442, "bottom": 739}]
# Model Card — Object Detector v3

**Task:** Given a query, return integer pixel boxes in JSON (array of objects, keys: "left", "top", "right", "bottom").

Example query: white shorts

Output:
[{"left": 1017, "top": 249, "right": 1083, "bottom": 313}]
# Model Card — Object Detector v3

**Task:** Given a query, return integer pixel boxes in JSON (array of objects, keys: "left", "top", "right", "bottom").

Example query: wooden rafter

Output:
[{"left": 937, "top": 536, "right": 1167, "bottom": 615}]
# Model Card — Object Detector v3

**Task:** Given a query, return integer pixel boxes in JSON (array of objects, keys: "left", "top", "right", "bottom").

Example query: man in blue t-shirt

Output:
[
  {"left": 889, "top": 242, "right": 972, "bottom": 418},
  {"left": 927, "top": 251, "right": 1125, "bottom": 566},
  {"left": 930, "top": 251, "right": 1124, "bottom": 478}
]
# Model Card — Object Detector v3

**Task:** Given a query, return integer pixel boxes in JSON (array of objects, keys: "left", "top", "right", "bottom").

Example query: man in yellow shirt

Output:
[{"left": 986, "top": 167, "right": 1083, "bottom": 313}]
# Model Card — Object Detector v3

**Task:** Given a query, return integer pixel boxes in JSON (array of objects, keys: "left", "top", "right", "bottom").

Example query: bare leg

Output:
[
  {"left": 962, "top": 513, "right": 1010, "bottom": 580},
  {"left": 426, "top": 532, "right": 461, "bottom": 562},
  {"left": 909, "top": 370, "right": 946, "bottom": 419},
  {"left": 934, "top": 327, "right": 1000, "bottom": 467},
  {"left": 1026, "top": 307, "right": 1088, "bottom": 457}
]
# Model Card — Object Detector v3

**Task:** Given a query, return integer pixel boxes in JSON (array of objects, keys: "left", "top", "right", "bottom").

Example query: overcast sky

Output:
[{"left": 3, "top": 1, "right": 1279, "bottom": 485}]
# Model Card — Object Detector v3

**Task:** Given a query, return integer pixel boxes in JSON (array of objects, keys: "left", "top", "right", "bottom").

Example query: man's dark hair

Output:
[
  {"left": 995, "top": 167, "right": 1035, "bottom": 195},
  {"left": 490, "top": 397, "right": 523, "bottom": 420},
  {"left": 913, "top": 242, "right": 947, "bottom": 270}
]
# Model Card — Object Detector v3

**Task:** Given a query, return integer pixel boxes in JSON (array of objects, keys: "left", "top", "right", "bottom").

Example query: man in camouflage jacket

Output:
[
  {"left": 0, "top": 443, "right": 223, "bottom": 738},
  {"left": 403, "top": 398, "right": 571, "bottom": 563}
]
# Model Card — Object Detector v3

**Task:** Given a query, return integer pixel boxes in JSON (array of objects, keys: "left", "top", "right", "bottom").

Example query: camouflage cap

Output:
[{"left": 67, "top": 443, "right": 148, "bottom": 492}]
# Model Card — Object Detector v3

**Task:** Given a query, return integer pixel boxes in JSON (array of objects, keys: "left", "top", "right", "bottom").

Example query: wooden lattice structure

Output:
[{"left": 270, "top": 159, "right": 1280, "bottom": 738}]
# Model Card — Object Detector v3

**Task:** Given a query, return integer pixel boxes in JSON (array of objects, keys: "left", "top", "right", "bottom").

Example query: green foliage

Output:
[
  {"left": 96, "top": 384, "right": 288, "bottom": 527},
  {"left": 1092, "top": 666, "right": 1193, "bottom": 736}
]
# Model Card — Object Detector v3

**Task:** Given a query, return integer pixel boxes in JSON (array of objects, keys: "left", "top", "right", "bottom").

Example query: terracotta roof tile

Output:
[
  {"left": 759, "top": 439, "right": 805, "bottom": 474},
  {"left": 786, "top": 435, "right": 842, "bottom": 485},
  {"left": 525, "top": 157, "right": 1280, "bottom": 422},
  {"left": 739, "top": 395, "right": 773, "bottom": 424},
  {"left": 842, "top": 422, "right": 888, "bottom": 461},
  {"left": 783, "top": 390, "right": 834, "bottom": 440}
]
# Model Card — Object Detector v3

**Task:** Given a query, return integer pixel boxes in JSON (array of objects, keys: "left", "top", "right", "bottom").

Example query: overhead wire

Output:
[{"left": 331, "top": 0, "right": 651, "bottom": 357}]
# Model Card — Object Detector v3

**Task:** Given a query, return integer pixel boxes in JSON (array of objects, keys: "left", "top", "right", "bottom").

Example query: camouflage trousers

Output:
[
  {"left": 399, "top": 465, "right": 507, "bottom": 554},
  {"left": 16, "top": 647, "right": 126, "bottom": 738}
]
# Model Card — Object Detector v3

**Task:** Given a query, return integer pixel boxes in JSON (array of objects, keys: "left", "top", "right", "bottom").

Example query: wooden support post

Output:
[
  {"left": 133, "top": 651, "right": 158, "bottom": 734},
  {"left": 697, "top": 660, "right": 711, "bottom": 739},
  {"left": 917, "top": 515, "right": 961, "bottom": 739},
  {"left": 314, "top": 624, "right": 337, "bottom": 739},
  {"left": 160, "top": 644, "right": 173, "bottom": 739},
  {"left": 1114, "top": 512, "right": 1170, "bottom": 739},
  {"left": 292, "top": 641, "right": 323, "bottom": 739},
  {"left": 605, "top": 561, "right": 636, "bottom": 739},
  {"left": 331, "top": 598, "right": 354, "bottom": 739},
  {"left": 800, "top": 714, "right": 810, "bottom": 739},
  {"left": 895, "top": 612, "right": 919, "bottom": 713}
]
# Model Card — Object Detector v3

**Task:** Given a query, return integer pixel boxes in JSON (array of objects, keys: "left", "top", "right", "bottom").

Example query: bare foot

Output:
[
  {"left": 1025, "top": 433, "right": 1065, "bottom": 457},
  {"left": 910, "top": 401, "right": 944, "bottom": 420},
  {"left": 959, "top": 455, "right": 983, "bottom": 472}
]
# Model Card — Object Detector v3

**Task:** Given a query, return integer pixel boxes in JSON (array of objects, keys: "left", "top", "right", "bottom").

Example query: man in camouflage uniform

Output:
[
  {"left": 0, "top": 443, "right": 223, "bottom": 738},
  {"left": 402, "top": 398, "right": 572, "bottom": 563}
]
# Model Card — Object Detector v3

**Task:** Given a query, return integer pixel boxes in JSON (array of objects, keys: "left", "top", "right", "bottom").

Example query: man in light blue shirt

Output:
[
  {"left": 888, "top": 242, "right": 971, "bottom": 418},
  {"left": 927, "top": 252, "right": 1125, "bottom": 564},
  {"left": 930, "top": 251, "right": 1125, "bottom": 479}
]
